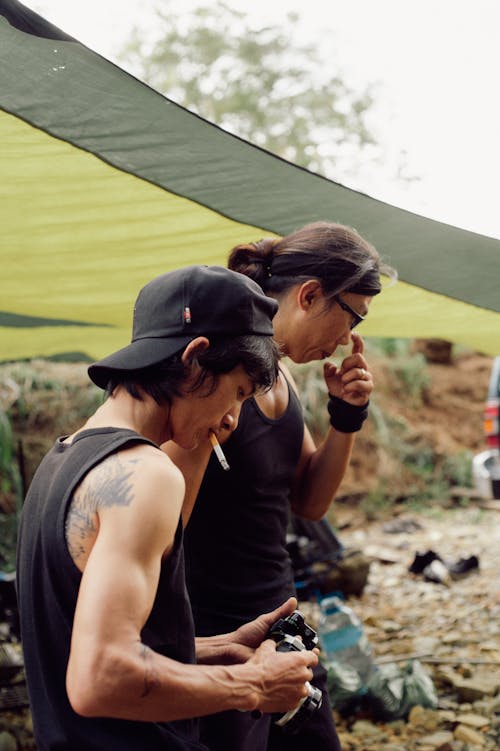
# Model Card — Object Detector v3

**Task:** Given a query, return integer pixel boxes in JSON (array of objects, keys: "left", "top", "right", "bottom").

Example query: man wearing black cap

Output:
[{"left": 16, "top": 265, "right": 318, "bottom": 751}]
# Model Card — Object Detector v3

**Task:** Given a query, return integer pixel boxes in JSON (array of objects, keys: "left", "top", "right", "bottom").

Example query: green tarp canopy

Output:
[{"left": 1, "top": 0, "right": 499, "bottom": 361}]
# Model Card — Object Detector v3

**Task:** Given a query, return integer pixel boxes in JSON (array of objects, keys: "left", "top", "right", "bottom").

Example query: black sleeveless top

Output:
[
  {"left": 17, "top": 427, "right": 206, "bottom": 751},
  {"left": 185, "top": 378, "right": 304, "bottom": 635}
]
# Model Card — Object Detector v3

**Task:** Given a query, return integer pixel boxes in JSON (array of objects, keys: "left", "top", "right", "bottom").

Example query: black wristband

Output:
[{"left": 327, "top": 395, "right": 369, "bottom": 433}]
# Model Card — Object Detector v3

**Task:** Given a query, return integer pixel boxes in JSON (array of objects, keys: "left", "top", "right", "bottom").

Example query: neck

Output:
[
  {"left": 271, "top": 305, "right": 290, "bottom": 357},
  {"left": 82, "top": 387, "right": 171, "bottom": 445}
]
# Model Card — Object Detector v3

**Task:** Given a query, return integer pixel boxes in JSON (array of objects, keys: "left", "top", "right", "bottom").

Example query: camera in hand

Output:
[{"left": 268, "top": 610, "right": 322, "bottom": 734}]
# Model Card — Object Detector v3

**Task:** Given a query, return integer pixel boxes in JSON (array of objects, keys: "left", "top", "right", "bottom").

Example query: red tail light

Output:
[{"left": 484, "top": 399, "right": 499, "bottom": 449}]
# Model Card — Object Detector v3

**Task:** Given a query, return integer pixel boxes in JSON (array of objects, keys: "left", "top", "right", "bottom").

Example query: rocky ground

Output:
[
  {"left": 305, "top": 502, "right": 500, "bottom": 751},
  {"left": 1, "top": 502, "right": 499, "bottom": 750}
]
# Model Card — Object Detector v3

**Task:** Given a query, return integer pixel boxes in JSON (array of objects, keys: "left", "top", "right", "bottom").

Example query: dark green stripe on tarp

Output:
[
  {"left": 0, "top": 0, "right": 73, "bottom": 40},
  {"left": 1, "top": 2, "right": 499, "bottom": 312},
  {"left": 0, "top": 311, "right": 110, "bottom": 328}
]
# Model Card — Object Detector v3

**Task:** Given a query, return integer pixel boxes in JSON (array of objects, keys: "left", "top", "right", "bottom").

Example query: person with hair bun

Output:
[
  {"left": 17, "top": 266, "right": 322, "bottom": 751},
  {"left": 165, "top": 222, "right": 396, "bottom": 751}
]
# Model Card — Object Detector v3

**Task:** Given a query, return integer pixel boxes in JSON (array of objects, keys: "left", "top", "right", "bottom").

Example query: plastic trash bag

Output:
[{"left": 325, "top": 656, "right": 438, "bottom": 719}]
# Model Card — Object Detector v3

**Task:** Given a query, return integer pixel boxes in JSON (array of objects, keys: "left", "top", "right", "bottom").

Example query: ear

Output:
[
  {"left": 297, "top": 279, "right": 322, "bottom": 311},
  {"left": 181, "top": 336, "right": 210, "bottom": 365}
]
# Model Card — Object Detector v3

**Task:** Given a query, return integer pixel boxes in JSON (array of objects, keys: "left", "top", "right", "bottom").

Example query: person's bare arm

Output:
[
  {"left": 290, "top": 421, "right": 355, "bottom": 521},
  {"left": 289, "top": 333, "right": 372, "bottom": 520},
  {"left": 66, "top": 447, "right": 316, "bottom": 721}
]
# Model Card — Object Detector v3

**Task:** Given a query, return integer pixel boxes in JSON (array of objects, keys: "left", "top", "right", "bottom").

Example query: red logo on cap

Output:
[{"left": 183, "top": 306, "right": 192, "bottom": 324}]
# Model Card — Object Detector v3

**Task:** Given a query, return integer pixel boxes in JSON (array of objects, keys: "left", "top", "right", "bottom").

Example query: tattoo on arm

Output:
[
  {"left": 139, "top": 643, "right": 160, "bottom": 698},
  {"left": 92, "top": 454, "right": 138, "bottom": 509},
  {"left": 65, "top": 454, "right": 139, "bottom": 563}
]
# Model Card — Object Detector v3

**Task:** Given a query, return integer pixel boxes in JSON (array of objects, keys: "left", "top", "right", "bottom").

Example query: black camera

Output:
[{"left": 268, "top": 610, "right": 322, "bottom": 734}]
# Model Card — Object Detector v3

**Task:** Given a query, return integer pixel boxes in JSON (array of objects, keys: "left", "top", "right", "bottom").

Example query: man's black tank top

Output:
[
  {"left": 185, "top": 378, "right": 304, "bottom": 634},
  {"left": 17, "top": 427, "right": 206, "bottom": 751}
]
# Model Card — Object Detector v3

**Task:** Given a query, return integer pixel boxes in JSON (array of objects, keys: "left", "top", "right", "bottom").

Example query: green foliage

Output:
[
  {"left": 1, "top": 361, "right": 103, "bottom": 570},
  {"left": 360, "top": 482, "right": 393, "bottom": 521},
  {"left": 367, "top": 340, "right": 431, "bottom": 406},
  {"left": 0, "top": 412, "right": 20, "bottom": 492},
  {"left": 387, "top": 352, "right": 430, "bottom": 407},
  {"left": 366, "top": 338, "right": 412, "bottom": 357},
  {"left": 2, "top": 361, "right": 102, "bottom": 432},
  {"left": 0, "top": 408, "right": 22, "bottom": 571},
  {"left": 0, "top": 510, "right": 18, "bottom": 572},
  {"left": 369, "top": 398, "right": 474, "bottom": 512},
  {"left": 118, "top": 0, "right": 377, "bottom": 180},
  {"left": 441, "top": 450, "right": 474, "bottom": 488}
]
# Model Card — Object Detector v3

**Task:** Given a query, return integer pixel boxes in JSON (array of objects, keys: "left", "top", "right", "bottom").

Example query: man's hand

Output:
[
  {"left": 196, "top": 597, "right": 299, "bottom": 665},
  {"left": 232, "top": 597, "right": 297, "bottom": 648},
  {"left": 243, "top": 638, "right": 318, "bottom": 714},
  {"left": 324, "top": 332, "right": 372, "bottom": 406}
]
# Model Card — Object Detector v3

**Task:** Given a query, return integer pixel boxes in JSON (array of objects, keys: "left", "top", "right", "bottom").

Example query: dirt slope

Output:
[{"left": 334, "top": 350, "right": 493, "bottom": 500}]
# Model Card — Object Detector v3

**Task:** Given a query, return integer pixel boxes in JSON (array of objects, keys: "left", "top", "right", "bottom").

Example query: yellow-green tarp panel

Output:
[{"left": 1, "top": 0, "right": 499, "bottom": 360}]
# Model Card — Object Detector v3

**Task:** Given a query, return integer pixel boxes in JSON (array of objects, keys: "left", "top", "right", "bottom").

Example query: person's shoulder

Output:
[
  {"left": 119, "top": 441, "right": 185, "bottom": 491},
  {"left": 278, "top": 362, "right": 300, "bottom": 397},
  {"left": 108, "top": 443, "right": 186, "bottom": 537}
]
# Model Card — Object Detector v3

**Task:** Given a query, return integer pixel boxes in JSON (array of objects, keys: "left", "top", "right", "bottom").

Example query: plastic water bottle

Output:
[{"left": 317, "top": 595, "right": 374, "bottom": 686}]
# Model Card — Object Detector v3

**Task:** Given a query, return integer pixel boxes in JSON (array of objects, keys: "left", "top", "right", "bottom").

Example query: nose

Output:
[
  {"left": 337, "top": 328, "right": 351, "bottom": 347},
  {"left": 220, "top": 407, "right": 240, "bottom": 433}
]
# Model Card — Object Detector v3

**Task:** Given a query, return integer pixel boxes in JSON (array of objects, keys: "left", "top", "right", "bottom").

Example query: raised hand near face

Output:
[{"left": 323, "top": 332, "right": 372, "bottom": 406}]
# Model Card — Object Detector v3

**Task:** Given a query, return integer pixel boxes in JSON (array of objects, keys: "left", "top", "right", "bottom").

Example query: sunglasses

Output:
[{"left": 334, "top": 295, "right": 365, "bottom": 330}]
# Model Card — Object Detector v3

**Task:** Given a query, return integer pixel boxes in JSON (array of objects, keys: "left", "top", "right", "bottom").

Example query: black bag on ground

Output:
[{"left": 287, "top": 516, "right": 370, "bottom": 599}]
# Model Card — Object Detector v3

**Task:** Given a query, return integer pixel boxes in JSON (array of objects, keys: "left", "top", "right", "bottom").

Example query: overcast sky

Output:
[{"left": 21, "top": 0, "right": 500, "bottom": 240}]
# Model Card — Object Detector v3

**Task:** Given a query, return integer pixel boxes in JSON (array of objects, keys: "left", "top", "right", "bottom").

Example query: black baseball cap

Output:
[{"left": 88, "top": 265, "right": 278, "bottom": 389}]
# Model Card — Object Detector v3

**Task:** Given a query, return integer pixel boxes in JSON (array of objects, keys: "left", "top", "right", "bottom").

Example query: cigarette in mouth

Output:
[{"left": 209, "top": 431, "right": 230, "bottom": 471}]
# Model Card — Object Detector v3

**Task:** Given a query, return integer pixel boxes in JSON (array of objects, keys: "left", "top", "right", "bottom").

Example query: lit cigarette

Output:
[{"left": 209, "top": 431, "right": 230, "bottom": 471}]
